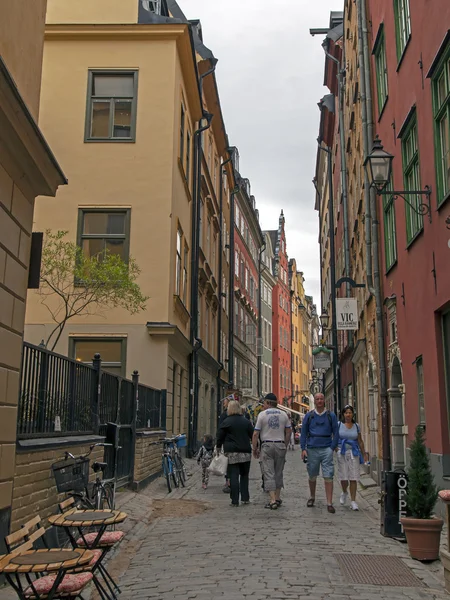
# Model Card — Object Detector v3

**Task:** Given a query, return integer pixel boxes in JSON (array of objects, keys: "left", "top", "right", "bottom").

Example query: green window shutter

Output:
[{"left": 431, "top": 45, "right": 450, "bottom": 206}]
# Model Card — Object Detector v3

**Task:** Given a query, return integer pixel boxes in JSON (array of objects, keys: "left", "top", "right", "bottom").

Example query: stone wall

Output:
[
  {"left": 11, "top": 436, "right": 104, "bottom": 531},
  {"left": 133, "top": 430, "right": 166, "bottom": 490}
]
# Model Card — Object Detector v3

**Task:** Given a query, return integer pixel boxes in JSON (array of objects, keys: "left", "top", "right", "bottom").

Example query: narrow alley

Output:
[{"left": 103, "top": 451, "right": 448, "bottom": 600}]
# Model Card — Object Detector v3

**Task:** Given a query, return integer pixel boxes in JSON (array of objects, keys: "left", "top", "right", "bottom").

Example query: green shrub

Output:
[{"left": 406, "top": 425, "right": 438, "bottom": 519}]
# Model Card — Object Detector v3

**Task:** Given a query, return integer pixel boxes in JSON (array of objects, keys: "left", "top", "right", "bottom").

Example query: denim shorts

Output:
[{"left": 306, "top": 446, "right": 334, "bottom": 481}]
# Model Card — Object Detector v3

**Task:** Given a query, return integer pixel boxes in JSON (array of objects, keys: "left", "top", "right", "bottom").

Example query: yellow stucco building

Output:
[
  {"left": 289, "top": 260, "right": 312, "bottom": 415},
  {"left": 0, "top": 0, "right": 65, "bottom": 537},
  {"left": 24, "top": 0, "right": 232, "bottom": 441}
]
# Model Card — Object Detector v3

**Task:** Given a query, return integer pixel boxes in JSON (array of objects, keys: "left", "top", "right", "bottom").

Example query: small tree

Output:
[
  {"left": 405, "top": 425, "right": 438, "bottom": 519},
  {"left": 39, "top": 230, "right": 148, "bottom": 351}
]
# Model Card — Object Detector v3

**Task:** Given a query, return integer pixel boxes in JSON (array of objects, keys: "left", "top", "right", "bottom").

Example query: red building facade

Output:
[
  {"left": 267, "top": 212, "right": 292, "bottom": 405},
  {"left": 368, "top": 0, "right": 450, "bottom": 482},
  {"left": 232, "top": 175, "right": 263, "bottom": 405}
]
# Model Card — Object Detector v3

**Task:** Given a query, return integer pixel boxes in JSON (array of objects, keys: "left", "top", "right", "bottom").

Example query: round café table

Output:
[
  {"left": 48, "top": 509, "right": 127, "bottom": 599},
  {"left": 0, "top": 547, "right": 93, "bottom": 600}
]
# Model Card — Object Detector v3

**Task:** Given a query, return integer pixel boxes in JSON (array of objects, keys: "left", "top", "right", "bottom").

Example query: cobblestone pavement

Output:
[
  {"left": 1, "top": 449, "right": 448, "bottom": 599},
  {"left": 115, "top": 449, "right": 448, "bottom": 599}
]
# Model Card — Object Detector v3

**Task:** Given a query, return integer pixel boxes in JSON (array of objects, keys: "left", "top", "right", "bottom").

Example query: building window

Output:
[
  {"left": 183, "top": 245, "right": 188, "bottom": 304},
  {"left": 400, "top": 114, "right": 423, "bottom": 243},
  {"left": 268, "top": 323, "right": 272, "bottom": 350},
  {"left": 374, "top": 26, "right": 388, "bottom": 115},
  {"left": 186, "top": 131, "right": 191, "bottom": 186},
  {"left": 383, "top": 181, "right": 397, "bottom": 270},
  {"left": 180, "top": 104, "right": 185, "bottom": 163},
  {"left": 416, "top": 356, "right": 426, "bottom": 425},
  {"left": 70, "top": 337, "right": 126, "bottom": 377},
  {"left": 443, "top": 312, "right": 450, "bottom": 434},
  {"left": 205, "top": 303, "right": 210, "bottom": 351},
  {"left": 208, "top": 135, "right": 212, "bottom": 169},
  {"left": 78, "top": 209, "right": 130, "bottom": 261},
  {"left": 431, "top": 43, "right": 450, "bottom": 206},
  {"left": 296, "top": 355, "right": 299, "bottom": 373},
  {"left": 393, "top": 0, "right": 411, "bottom": 62},
  {"left": 85, "top": 71, "right": 138, "bottom": 142},
  {"left": 268, "top": 366, "right": 272, "bottom": 391},
  {"left": 235, "top": 250, "right": 239, "bottom": 277},
  {"left": 175, "top": 229, "right": 183, "bottom": 296}
]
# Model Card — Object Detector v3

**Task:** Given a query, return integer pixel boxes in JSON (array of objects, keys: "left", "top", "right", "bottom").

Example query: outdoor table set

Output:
[{"left": 0, "top": 509, "right": 127, "bottom": 600}]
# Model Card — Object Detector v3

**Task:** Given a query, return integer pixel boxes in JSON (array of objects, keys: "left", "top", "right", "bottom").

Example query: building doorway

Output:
[
  {"left": 389, "top": 356, "right": 406, "bottom": 469},
  {"left": 368, "top": 363, "right": 378, "bottom": 466}
]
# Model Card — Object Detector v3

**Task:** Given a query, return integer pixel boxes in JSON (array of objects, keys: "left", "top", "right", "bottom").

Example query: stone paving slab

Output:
[
  {"left": 115, "top": 450, "right": 448, "bottom": 599},
  {"left": 1, "top": 450, "right": 448, "bottom": 599}
]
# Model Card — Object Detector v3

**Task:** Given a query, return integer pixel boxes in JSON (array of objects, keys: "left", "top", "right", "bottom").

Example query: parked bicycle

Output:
[
  {"left": 52, "top": 442, "right": 115, "bottom": 510},
  {"left": 161, "top": 434, "right": 187, "bottom": 493}
]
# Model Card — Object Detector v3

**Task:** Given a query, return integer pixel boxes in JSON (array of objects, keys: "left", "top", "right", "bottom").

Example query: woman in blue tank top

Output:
[{"left": 336, "top": 405, "right": 368, "bottom": 511}]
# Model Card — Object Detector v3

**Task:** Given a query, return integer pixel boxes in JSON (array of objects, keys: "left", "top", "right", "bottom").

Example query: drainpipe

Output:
[
  {"left": 257, "top": 239, "right": 266, "bottom": 398},
  {"left": 228, "top": 184, "right": 240, "bottom": 387},
  {"left": 322, "top": 43, "right": 351, "bottom": 298},
  {"left": 188, "top": 58, "right": 217, "bottom": 456},
  {"left": 358, "top": 0, "right": 391, "bottom": 472},
  {"left": 317, "top": 143, "right": 340, "bottom": 414},
  {"left": 216, "top": 152, "right": 233, "bottom": 423}
]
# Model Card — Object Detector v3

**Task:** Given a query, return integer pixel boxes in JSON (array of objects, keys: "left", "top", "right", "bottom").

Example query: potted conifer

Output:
[{"left": 400, "top": 425, "right": 443, "bottom": 561}]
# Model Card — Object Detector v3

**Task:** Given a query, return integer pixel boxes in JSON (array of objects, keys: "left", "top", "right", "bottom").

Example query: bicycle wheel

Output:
[
  {"left": 95, "top": 482, "right": 114, "bottom": 509},
  {"left": 102, "top": 482, "right": 115, "bottom": 509},
  {"left": 162, "top": 455, "right": 172, "bottom": 493},
  {"left": 174, "top": 455, "right": 186, "bottom": 487},
  {"left": 170, "top": 458, "right": 179, "bottom": 489}
]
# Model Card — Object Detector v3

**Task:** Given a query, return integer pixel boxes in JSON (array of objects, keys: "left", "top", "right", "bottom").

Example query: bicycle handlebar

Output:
[{"left": 63, "top": 442, "right": 113, "bottom": 461}]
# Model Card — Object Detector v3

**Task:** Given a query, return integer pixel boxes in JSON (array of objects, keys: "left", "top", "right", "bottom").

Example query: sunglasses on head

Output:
[{"left": 343, "top": 405, "right": 354, "bottom": 411}]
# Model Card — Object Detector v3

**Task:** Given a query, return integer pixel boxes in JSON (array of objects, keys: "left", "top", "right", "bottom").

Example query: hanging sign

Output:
[
  {"left": 336, "top": 298, "right": 358, "bottom": 330},
  {"left": 313, "top": 349, "right": 331, "bottom": 370}
]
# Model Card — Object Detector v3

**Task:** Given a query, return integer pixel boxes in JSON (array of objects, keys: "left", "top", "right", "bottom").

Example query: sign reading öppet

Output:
[{"left": 336, "top": 298, "right": 358, "bottom": 330}]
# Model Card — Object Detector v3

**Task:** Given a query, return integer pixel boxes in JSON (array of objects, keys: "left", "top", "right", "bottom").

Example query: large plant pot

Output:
[{"left": 400, "top": 517, "right": 444, "bottom": 561}]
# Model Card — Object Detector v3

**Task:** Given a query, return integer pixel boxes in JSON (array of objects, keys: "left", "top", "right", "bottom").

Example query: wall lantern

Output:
[{"left": 364, "top": 136, "right": 432, "bottom": 222}]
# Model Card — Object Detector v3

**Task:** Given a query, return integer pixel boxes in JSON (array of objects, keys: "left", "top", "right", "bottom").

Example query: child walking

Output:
[{"left": 197, "top": 434, "right": 215, "bottom": 490}]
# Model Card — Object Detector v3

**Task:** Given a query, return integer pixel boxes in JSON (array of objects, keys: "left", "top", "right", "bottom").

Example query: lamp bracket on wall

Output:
[
  {"left": 380, "top": 186, "right": 432, "bottom": 223},
  {"left": 335, "top": 277, "right": 366, "bottom": 289}
]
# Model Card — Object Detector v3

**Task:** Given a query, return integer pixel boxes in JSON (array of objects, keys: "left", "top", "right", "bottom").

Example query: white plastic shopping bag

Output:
[{"left": 208, "top": 451, "right": 228, "bottom": 477}]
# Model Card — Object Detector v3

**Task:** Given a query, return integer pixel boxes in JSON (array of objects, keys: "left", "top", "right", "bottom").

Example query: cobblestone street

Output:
[{"left": 106, "top": 450, "right": 448, "bottom": 600}]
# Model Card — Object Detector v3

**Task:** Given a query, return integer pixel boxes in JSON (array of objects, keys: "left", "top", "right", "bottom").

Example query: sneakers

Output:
[
  {"left": 351, "top": 501, "right": 359, "bottom": 511},
  {"left": 202, "top": 483, "right": 207, "bottom": 490},
  {"left": 340, "top": 492, "right": 348, "bottom": 506}
]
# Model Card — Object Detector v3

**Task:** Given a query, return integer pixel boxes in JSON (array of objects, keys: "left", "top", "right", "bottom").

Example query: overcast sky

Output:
[{"left": 183, "top": 0, "right": 343, "bottom": 307}]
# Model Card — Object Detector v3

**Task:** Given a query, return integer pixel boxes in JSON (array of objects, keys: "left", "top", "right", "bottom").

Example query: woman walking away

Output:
[
  {"left": 217, "top": 400, "right": 254, "bottom": 507},
  {"left": 288, "top": 419, "right": 296, "bottom": 450},
  {"left": 197, "top": 434, "right": 215, "bottom": 490},
  {"left": 337, "top": 405, "right": 369, "bottom": 511}
]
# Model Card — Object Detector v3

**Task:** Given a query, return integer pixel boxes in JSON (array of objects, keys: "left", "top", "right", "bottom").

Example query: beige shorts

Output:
[
  {"left": 260, "top": 442, "right": 287, "bottom": 491},
  {"left": 337, "top": 448, "right": 361, "bottom": 481}
]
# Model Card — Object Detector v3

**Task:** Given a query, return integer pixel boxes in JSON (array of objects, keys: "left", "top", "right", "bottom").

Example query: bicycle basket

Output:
[
  {"left": 52, "top": 458, "right": 89, "bottom": 493},
  {"left": 175, "top": 434, "right": 187, "bottom": 448}
]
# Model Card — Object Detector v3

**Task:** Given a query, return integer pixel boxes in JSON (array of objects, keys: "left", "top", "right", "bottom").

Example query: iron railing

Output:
[
  {"left": 19, "top": 343, "right": 94, "bottom": 437},
  {"left": 18, "top": 342, "right": 166, "bottom": 439},
  {"left": 137, "top": 384, "right": 166, "bottom": 429}
]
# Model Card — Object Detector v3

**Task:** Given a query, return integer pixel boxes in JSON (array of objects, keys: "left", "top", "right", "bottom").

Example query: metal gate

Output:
[{"left": 99, "top": 373, "right": 137, "bottom": 486}]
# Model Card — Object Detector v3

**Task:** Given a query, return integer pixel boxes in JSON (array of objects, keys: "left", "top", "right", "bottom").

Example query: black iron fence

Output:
[{"left": 18, "top": 342, "right": 166, "bottom": 440}]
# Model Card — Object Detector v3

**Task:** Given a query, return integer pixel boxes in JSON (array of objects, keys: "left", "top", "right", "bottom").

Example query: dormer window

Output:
[{"left": 143, "top": 0, "right": 161, "bottom": 14}]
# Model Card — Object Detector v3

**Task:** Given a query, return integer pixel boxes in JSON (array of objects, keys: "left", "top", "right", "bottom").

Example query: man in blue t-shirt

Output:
[{"left": 300, "top": 393, "right": 339, "bottom": 513}]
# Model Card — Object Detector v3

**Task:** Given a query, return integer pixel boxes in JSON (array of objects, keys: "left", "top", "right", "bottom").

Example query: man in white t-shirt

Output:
[{"left": 252, "top": 393, "right": 291, "bottom": 510}]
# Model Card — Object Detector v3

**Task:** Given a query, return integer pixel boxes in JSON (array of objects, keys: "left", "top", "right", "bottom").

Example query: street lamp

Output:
[
  {"left": 364, "top": 136, "right": 432, "bottom": 222},
  {"left": 319, "top": 310, "right": 329, "bottom": 330}
]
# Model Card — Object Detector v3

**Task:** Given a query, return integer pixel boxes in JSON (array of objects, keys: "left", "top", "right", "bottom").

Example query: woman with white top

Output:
[{"left": 336, "top": 405, "right": 368, "bottom": 511}]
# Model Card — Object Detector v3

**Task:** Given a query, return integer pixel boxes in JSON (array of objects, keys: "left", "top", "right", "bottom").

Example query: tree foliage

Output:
[
  {"left": 39, "top": 230, "right": 148, "bottom": 350},
  {"left": 405, "top": 425, "right": 438, "bottom": 519}
]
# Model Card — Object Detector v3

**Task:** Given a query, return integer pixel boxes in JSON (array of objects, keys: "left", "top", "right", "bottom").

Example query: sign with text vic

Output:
[{"left": 336, "top": 298, "right": 358, "bottom": 330}]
